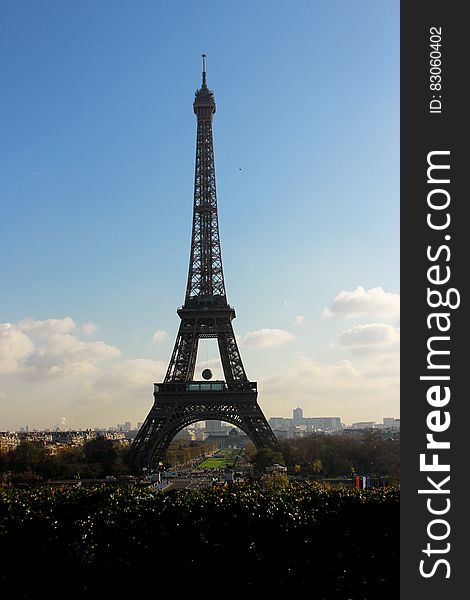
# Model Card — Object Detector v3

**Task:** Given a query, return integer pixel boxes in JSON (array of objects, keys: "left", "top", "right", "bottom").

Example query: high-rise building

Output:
[
  {"left": 205, "top": 420, "right": 222, "bottom": 433},
  {"left": 293, "top": 407, "right": 304, "bottom": 424}
]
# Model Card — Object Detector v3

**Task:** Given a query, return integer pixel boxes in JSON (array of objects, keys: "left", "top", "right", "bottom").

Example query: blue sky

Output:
[{"left": 0, "top": 1, "right": 399, "bottom": 430}]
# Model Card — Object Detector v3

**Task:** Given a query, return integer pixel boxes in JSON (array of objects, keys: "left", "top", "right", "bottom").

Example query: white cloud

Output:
[
  {"left": 18, "top": 317, "right": 77, "bottom": 336},
  {"left": 74, "top": 391, "right": 113, "bottom": 408},
  {"left": 322, "top": 286, "right": 400, "bottom": 321},
  {"left": 334, "top": 324, "right": 400, "bottom": 371},
  {"left": 259, "top": 354, "right": 399, "bottom": 423},
  {"left": 82, "top": 321, "right": 98, "bottom": 336},
  {"left": 195, "top": 357, "right": 224, "bottom": 380},
  {"left": 95, "top": 359, "right": 167, "bottom": 395},
  {"left": 239, "top": 328, "right": 295, "bottom": 348},
  {"left": 0, "top": 323, "right": 35, "bottom": 374},
  {"left": 293, "top": 315, "right": 305, "bottom": 326},
  {"left": 263, "top": 357, "right": 360, "bottom": 394},
  {"left": 195, "top": 358, "right": 222, "bottom": 370},
  {"left": 337, "top": 323, "right": 400, "bottom": 348},
  {"left": 23, "top": 334, "right": 121, "bottom": 380},
  {"left": 0, "top": 319, "right": 120, "bottom": 380},
  {"left": 1, "top": 317, "right": 171, "bottom": 429},
  {"left": 152, "top": 329, "right": 168, "bottom": 342}
]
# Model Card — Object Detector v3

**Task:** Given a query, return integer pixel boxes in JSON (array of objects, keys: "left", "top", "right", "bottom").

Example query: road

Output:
[{"left": 163, "top": 477, "right": 215, "bottom": 491}]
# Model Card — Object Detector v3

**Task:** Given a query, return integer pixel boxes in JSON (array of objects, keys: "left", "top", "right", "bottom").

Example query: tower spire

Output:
[{"left": 202, "top": 53, "right": 207, "bottom": 86}]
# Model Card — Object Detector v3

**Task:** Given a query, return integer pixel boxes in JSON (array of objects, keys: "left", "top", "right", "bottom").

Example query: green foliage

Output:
[
  {"left": 0, "top": 482, "right": 399, "bottom": 597},
  {"left": 252, "top": 447, "right": 285, "bottom": 472},
  {"left": 83, "top": 437, "right": 118, "bottom": 476},
  {"left": 1, "top": 438, "right": 131, "bottom": 482},
  {"left": 263, "top": 471, "right": 290, "bottom": 491},
  {"left": 279, "top": 431, "right": 400, "bottom": 477},
  {"left": 9, "top": 441, "right": 50, "bottom": 476}
]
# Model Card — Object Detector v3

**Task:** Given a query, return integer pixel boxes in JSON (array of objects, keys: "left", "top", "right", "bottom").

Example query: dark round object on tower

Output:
[{"left": 202, "top": 368, "right": 213, "bottom": 380}]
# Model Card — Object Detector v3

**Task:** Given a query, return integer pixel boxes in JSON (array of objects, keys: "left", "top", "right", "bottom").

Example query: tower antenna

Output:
[{"left": 202, "top": 53, "right": 207, "bottom": 86}]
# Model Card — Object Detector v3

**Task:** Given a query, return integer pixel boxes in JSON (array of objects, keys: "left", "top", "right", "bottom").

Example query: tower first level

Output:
[{"left": 129, "top": 382, "right": 278, "bottom": 469}]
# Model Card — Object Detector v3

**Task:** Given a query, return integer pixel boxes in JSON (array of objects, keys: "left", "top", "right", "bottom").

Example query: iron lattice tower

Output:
[{"left": 128, "top": 57, "right": 279, "bottom": 470}]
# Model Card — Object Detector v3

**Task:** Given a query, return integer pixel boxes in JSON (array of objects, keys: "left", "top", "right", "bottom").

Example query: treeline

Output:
[
  {"left": 0, "top": 438, "right": 219, "bottom": 483},
  {"left": 0, "top": 482, "right": 399, "bottom": 597},
  {"left": 248, "top": 431, "right": 400, "bottom": 478},
  {"left": 0, "top": 437, "right": 128, "bottom": 483},
  {"left": 165, "top": 439, "right": 218, "bottom": 468},
  {"left": 280, "top": 431, "right": 400, "bottom": 477},
  {"left": 1, "top": 431, "right": 400, "bottom": 483}
]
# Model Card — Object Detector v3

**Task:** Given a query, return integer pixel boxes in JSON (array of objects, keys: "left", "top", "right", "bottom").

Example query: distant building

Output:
[
  {"left": 204, "top": 430, "right": 228, "bottom": 448},
  {"left": 173, "top": 428, "right": 194, "bottom": 443},
  {"left": 293, "top": 407, "right": 303, "bottom": 424},
  {"left": 269, "top": 412, "right": 343, "bottom": 439},
  {"left": 205, "top": 420, "right": 223, "bottom": 433},
  {"left": 117, "top": 422, "right": 132, "bottom": 432},
  {"left": 269, "top": 417, "right": 291, "bottom": 429},
  {"left": 0, "top": 432, "right": 20, "bottom": 452},
  {"left": 204, "top": 427, "right": 247, "bottom": 449},
  {"left": 193, "top": 429, "right": 206, "bottom": 442},
  {"left": 266, "top": 463, "right": 287, "bottom": 473},
  {"left": 102, "top": 431, "right": 129, "bottom": 444},
  {"left": 304, "top": 417, "right": 343, "bottom": 431},
  {"left": 351, "top": 421, "right": 375, "bottom": 429},
  {"left": 383, "top": 417, "right": 400, "bottom": 429}
]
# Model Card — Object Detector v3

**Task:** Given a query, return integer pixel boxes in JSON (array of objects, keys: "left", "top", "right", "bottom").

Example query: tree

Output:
[
  {"left": 83, "top": 437, "right": 119, "bottom": 475},
  {"left": 9, "top": 441, "right": 50, "bottom": 476},
  {"left": 311, "top": 458, "right": 323, "bottom": 475},
  {"left": 251, "top": 448, "right": 285, "bottom": 472},
  {"left": 47, "top": 447, "right": 85, "bottom": 479},
  {"left": 278, "top": 431, "right": 399, "bottom": 477}
]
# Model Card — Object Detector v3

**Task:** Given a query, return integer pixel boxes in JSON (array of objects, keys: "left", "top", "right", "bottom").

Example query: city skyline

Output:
[
  {"left": 12, "top": 407, "right": 400, "bottom": 432},
  {"left": 1, "top": 1, "right": 399, "bottom": 431}
]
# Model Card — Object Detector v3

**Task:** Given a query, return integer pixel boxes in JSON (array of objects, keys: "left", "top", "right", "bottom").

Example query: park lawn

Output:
[
  {"left": 198, "top": 457, "right": 236, "bottom": 468},
  {"left": 198, "top": 449, "right": 240, "bottom": 469}
]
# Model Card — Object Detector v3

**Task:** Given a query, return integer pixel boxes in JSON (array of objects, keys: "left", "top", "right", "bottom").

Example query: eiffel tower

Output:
[{"left": 128, "top": 57, "right": 279, "bottom": 470}]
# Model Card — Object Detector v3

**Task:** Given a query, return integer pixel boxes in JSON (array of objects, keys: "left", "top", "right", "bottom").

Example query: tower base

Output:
[{"left": 128, "top": 381, "right": 280, "bottom": 470}]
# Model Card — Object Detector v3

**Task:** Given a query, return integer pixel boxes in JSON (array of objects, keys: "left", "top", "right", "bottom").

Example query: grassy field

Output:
[{"left": 198, "top": 448, "right": 240, "bottom": 469}]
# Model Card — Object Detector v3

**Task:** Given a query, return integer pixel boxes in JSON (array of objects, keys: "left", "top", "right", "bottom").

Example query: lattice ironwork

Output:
[
  {"left": 129, "top": 383, "right": 278, "bottom": 469},
  {"left": 128, "top": 57, "right": 279, "bottom": 470}
]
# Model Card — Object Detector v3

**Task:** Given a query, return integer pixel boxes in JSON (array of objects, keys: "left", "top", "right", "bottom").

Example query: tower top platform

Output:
[{"left": 194, "top": 54, "right": 216, "bottom": 116}]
